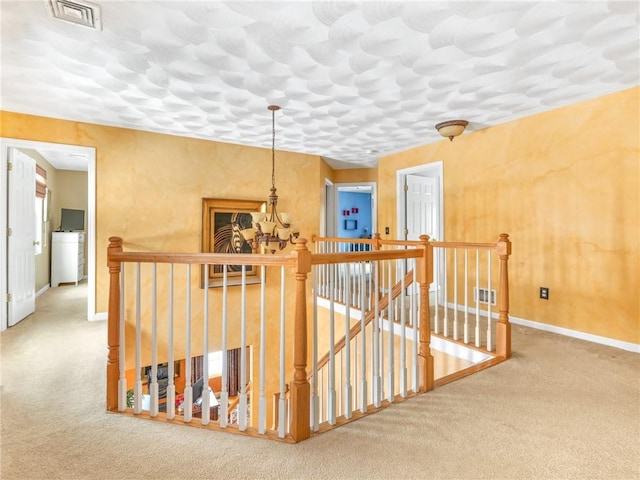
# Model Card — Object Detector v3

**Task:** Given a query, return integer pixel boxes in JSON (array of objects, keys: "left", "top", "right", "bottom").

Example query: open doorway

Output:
[
  {"left": 335, "top": 182, "right": 377, "bottom": 240},
  {"left": 1, "top": 138, "right": 96, "bottom": 332}
]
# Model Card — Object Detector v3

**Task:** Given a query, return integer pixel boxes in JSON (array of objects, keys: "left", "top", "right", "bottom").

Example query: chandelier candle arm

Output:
[{"left": 241, "top": 105, "right": 300, "bottom": 252}]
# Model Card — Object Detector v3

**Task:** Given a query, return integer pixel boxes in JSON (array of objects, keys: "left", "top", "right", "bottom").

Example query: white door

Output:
[
  {"left": 405, "top": 174, "right": 438, "bottom": 241},
  {"left": 7, "top": 148, "right": 36, "bottom": 326},
  {"left": 325, "top": 181, "right": 335, "bottom": 237}
]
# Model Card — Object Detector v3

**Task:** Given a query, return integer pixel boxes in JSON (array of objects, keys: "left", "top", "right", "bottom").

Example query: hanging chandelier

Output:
[{"left": 240, "top": 105, "right": 299, "bottom": 253}]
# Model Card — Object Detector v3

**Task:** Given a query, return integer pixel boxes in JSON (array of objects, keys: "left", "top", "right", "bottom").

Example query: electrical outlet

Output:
[
  {"left": 385, "top": 227, "right": 389, "bottom": 234},
  {"left": 540, "top": 287, "right": 549, "bottom": 300}
]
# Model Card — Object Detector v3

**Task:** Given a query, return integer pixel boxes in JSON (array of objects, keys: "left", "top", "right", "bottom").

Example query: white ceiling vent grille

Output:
[{"left": 44, "top": 0, "right": 102, "bottom": 30}]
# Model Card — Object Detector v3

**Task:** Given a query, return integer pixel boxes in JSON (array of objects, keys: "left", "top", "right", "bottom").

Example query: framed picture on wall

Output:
[
  {"left": 201, "top": 198, "right": 265, "bottom": 287},
  {"left": 344, "top": 219, "right": 357, "bottom": 230}
]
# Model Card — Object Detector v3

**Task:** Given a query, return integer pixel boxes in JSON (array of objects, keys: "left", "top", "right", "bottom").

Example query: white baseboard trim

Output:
[
  {"left": 509, "top": 315, "right": 640, "bottom": 353},
  {"left": 316, "top": 297, "right": 490, "bottom": 362},
  {"left": 442, "top": 302, "right": 639, "bottom": 353},
  {"left": 317, "top": 297, "right": 639, "bottom": 353},
  {"left": 91, "top": 312, "right": 108, "bottom": 321},
  {"left": 35, "top": 284, "right": 50, "bottom": 298}
]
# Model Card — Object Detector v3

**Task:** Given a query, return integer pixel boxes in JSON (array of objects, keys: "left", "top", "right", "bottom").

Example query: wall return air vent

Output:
[{"left": 44, "top": 0, "right": 102, "bottom": 30}]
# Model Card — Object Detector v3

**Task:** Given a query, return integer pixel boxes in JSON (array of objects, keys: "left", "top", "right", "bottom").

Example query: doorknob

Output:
[{"left": 33, "top": 241, "right": 40, "bottom": 246}]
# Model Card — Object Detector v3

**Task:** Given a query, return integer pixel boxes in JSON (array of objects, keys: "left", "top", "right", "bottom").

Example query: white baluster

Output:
[
  {"left": 443, "top": 249, "right": 449, "bottom": 338},
  {"left": 150, "top": 263, "right": 159, "bottom": 417},
  {"left": 311, "top": 265, "right": 320, "bottom": 431},
  {"left": 338, "top": 349, "right": 343, "bottom": 417},
  {"left": 166, "top": 264, "right": 175, "bottom": 420},
  {"left": 258, "top": 265, "right": 267, "bottom": 434},
  {"left": 201, "top": 264, "right": 210, "bottom": 426},
  {"left": 359, "top": 262, "right": 367, "bottom": 413},
  {"left": 343, "top": 263, "right": 352, "bottom": 419},
  {"left": 219, "top": 267, "right": 228, "bottom": 428},
  {"left": 434, "top": 247, "right": 440, "bottom": 334},
  {"left": 387, "top": 260, "right": 394, "bottom": 403},
  {"left": 475, "top": 249, "right": 481, "bottom": 348},
  {"left": 372, "top": 261, "right": 381, "bottom": 407},
  {"left": 399, "top": 259, "right": 407, "bottom": 398},
  {"left": 487, "top": 251, "right": 493, "bottom": 352},
  {"left": 453, "top": 249, "right": 458, "bottom": 341},
  {"left": 320, "top": 368, "right": 325, "bottom": 424},
  {"left": 238, "top": 266, "right": 248, "bottom": 431},
  {"left": 278, "top": 266, "right": 286, "bottom": 437},
  {"left": 118, "top": 267, "right": 126, "bottom": 411},
  {"left": 328, "top": 262, "right": 336, "bottom": 425},
  {"left": 134, "top": 263, "right": 142, "bottom": 415},
  {"left": 183, "top": 264, "right": 193, "bottom": 423},
  {"left": 379, "top": 260, "right": 385, "bottom": 403},
  {"left": 352, "top": 261, "right": 358, "bottom": 307},
  {"left": 464, "top": 249, "right": 469, "bottom": 344}
]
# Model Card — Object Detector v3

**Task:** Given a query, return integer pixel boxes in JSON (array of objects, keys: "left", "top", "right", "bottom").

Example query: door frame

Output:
[
  {"left": 396, "top": 161, "right": 444, "bottom": 241},
  {"left": 396, "top": 161, "right": 444, "bottom": 302},
  {"left": 323, "top": 178, "right": 335, "bottom": 238},
  {"left": 1, "top": 138, "right": 97, "bottom": 332},
  {"left": 334, "top": 182, "right": 377, "bottom": 237}
]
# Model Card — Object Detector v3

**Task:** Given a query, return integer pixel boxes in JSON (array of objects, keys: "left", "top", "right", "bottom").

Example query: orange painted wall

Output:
[
  {"left": 3, "top": 85, "right": 638, "bottom": 352},
  {"left": 1, "top": 111, "right": 325, "bottom": 423},
  {"left": 333, "top": 168, "right": 377, "bottom": 184},
  {"left": 377, "top": 87, "right": 640, "bottom": 345},
  {"left": 0, "top": 111, "right": 322, "bottom": 311}
]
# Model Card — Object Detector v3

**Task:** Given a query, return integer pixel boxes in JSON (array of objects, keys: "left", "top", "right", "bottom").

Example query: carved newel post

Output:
[
  {"left": 373, "top": 232, "right": 383, "bottom": 251},
  {"left": 496, "top": 233, "right": 512, "bottom": 359},
  {"left": 290, "top": 238, "right": 311, "bottom": 442},
  {"left": 417, "top": 235, "right": 435, "bottom": 392},
  {"left": 106, "top": 237, "right": 123, "bottom": 412}
]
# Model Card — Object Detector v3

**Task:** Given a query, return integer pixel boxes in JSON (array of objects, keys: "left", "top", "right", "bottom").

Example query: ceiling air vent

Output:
[{"left": 44, "top": 0, "right": 102, "bottom": 30}]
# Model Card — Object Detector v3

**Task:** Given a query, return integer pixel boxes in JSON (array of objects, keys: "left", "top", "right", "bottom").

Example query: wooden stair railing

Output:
[
  {"left": 107, "top": 233, "right": 513, "bottom": 442},
  {"left": 310, "top": 269, "right": 416, "bottom": 378},
  {"left": 310, "top": 234, "right": 435, "bottom": 395}
]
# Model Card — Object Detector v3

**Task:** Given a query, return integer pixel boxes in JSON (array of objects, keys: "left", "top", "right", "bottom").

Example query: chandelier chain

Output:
[
  {"left": 240, "top": 104, "right": 298, "bottom": 253},
  {"left": 271, "top": 108, "right": 276, "bottom": 189}
]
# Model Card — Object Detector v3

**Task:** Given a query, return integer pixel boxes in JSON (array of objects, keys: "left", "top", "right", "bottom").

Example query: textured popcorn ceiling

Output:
[{"left": 1, "top": 1, "right": 638, "bottom": 168}]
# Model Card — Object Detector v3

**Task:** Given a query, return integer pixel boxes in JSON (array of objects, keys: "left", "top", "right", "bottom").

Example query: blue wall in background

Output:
[{"left": 338, "top": 191, "right": 372, "bottom": 238}]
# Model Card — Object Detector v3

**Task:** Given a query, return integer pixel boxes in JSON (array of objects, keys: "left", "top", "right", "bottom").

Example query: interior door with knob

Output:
[
  {"left": 7, "top": 148, "right": 36, "bottom": 326},
  {"left": 404, "top": 174, "right": 438, "bottom": 241}
]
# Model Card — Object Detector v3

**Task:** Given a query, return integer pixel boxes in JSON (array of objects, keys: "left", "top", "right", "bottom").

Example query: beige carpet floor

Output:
[{"left": 1, "top": 283, "right": 638, "bottom": 480}]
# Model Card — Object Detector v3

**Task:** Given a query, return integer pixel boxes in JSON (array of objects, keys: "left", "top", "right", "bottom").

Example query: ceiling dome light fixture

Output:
[
  {"left": 435, "top": 120, "right": 469, "bottom": 141},
  {"left": 241, "top": 105, "right": 299, "bottom": 253}
]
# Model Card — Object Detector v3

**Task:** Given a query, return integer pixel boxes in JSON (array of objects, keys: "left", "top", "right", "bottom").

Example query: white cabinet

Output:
[{"left": 51, "top": 232, "right": 85, "bottom": 287}]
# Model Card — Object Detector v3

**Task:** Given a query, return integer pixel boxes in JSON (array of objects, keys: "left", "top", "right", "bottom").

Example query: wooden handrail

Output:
[
  {"left": 311, "top": 249, "right": 421, "bottom": 265},
  {"left": 312, "top": 270, "right": 416, "bottom": 376},
  {"left": 311, "top": 233, "right": 428, "bottom": 248},
  {"left": 431, "top": 240, "right": 498, "bottom": 249},
  {"left": 312, "top": 233, "right": 500, "bottom": 252},
  {"left": 108, "top": 250, "right": 297, "bottom": 267},
  {"left": 311, "top": 234, "right": 377, "bottom": 246}
]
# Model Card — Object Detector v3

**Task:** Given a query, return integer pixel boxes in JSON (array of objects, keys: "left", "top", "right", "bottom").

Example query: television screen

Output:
[{"left": 60, "top": 208, "right": 85, "bottom": 231}]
